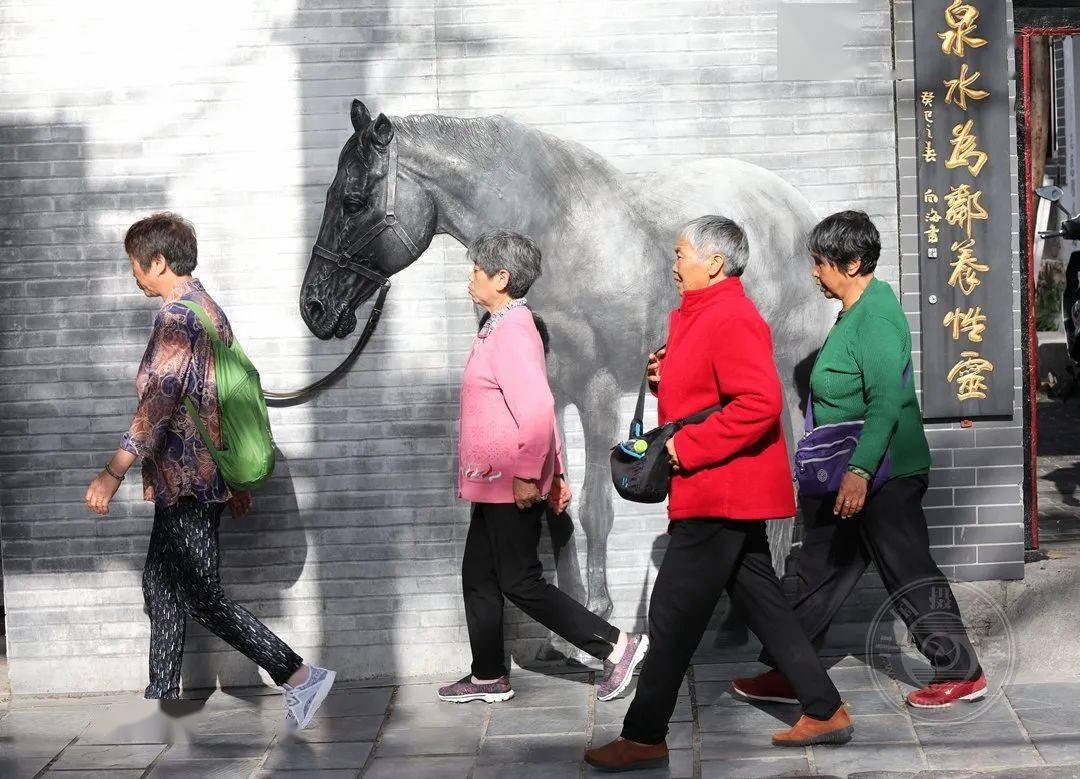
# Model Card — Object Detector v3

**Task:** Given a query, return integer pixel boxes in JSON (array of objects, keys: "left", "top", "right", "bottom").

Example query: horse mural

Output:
[{"left": 300, "top": 99, "right": 836, "bottom": 654}]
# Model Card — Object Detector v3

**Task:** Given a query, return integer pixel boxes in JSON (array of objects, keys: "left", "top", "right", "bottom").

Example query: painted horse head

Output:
[{"left": 300, "top": 99, "right": 435, "bottom": 339}]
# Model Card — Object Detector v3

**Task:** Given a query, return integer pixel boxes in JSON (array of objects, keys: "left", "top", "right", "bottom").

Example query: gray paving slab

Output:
[
  {"left": 364, "top": 755, "right": 475, "bottom": 778},
  {"left": 693, "top": 661, "right": 774, "bottom": 682},
  {"left": 375, "top": 724, "right": 482, "bottom": 756},
  {"left": 812, "top": 741, "right": 926, "bottom": 775},
  {"left": 262, "top": 739, "right": 373, "bottom": 771},
  {"left": 313, "top": 688, "right": 392, "bottom": 718},
  {"left": 194, "top": 708, "right": 278, "bottom": 737},
  {"left": 49, "top": 743, "right": 167, "bottom": 771},
  {"left": 840, "top": 687, "right": 913, "bottom": 716},
  {"left": 148, "top": 757, "right": 262, "bottom": 778},
  {"left": 285, "top": 713, "right": 384, "bottom": 744},
  {"left": 253, "top": 771, "right": 356, "bottom": 778},
  {"left": 43, "top": 772, "right": 145, "bottom": 779},
  {"left": 906, "top": 694, "right": 1017, "bottom": 725},
  {"left": 0, "top": 756, "right": 55, "bottom": 779},
  {"left": 913, "top": 717, "right": 1031, "bottom": 748},
  {"left": 477, "top": 761, "right": 582, "bottom": 779},
  {"left": 487, "top": 704, "right": 589, "bottom": 736},
  {"left": 478, "top": 732, "right": 588, "bottom": 764},
  {"left": 922, "top": 742, "right": 1043, "bottom": 771},
  {"left": 383, "top": 701, "right": 489, "bottom": 729},
  {"left": 700, "top": 729, "right": 798, "bottom": 761},
  {"left": 595, "top": 693, "right": 693, "bottom": 725},
  {"left": 829, "top": 663, "right": 897, "bottom": 691},
  {"left": 1016, "top": 708, "right": 1080, "bottom": 737},
  {"left": 1006, "top": 683, "right": 1080, "bottom": 710},
  {"left": 849, "top": 713, "right": 919, "bottom": 744},
  {"left": 1030, "top": 735, "right": 1080, "bottom": 766},
  {"left": 158, "top": 732, "right": 273, "bottom": 759},
  {"left": 697, "top": 702, "right": 800, "bottom": 733},
  {"left": 700, "top": 755, "right": 813, "bottom": 778}
]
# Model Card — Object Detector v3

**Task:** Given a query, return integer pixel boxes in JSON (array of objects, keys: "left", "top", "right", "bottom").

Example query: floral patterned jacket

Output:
[{"left": 120, "top": 278, "right": 233, "bottom": 506}]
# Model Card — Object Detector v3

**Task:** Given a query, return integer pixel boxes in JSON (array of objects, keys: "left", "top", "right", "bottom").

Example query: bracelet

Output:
[
  {"left": 104, "top": 463, "right": 125, "bottom": 482},
  {"left": 846, "top": 465, "right": 871, "bottom": 481}
]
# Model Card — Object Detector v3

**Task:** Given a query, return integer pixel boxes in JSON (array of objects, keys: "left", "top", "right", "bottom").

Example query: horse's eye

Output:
[{"left": 343, "top": 195, "right": 366, "bottom": 214}]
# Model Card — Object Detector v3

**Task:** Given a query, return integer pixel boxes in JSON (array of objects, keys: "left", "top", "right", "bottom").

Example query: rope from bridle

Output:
[{"left": 262, "top": 136, "right": 416, "bottom": 407}]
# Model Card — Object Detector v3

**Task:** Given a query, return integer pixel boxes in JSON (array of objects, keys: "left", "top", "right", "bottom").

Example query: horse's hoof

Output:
[
  {"left": 585, "top": 597, "right": 614, "bottom": 621},
  {"left": 534, "top": 643, "right": 567, "bottom": 663}
]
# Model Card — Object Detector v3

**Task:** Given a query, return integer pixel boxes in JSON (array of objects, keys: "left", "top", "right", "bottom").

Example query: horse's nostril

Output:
[{"left": 305, "top": 298, "right": 324, "bottom": 322}]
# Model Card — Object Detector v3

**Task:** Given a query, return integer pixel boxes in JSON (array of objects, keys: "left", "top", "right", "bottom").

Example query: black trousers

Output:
[
  {"left": 142, "top": 497, "right": 305, "bottom": 698},
  {"left": 463, "top": 502, "right": 620, "bottom": 679},
  {"left": 760, "top": 475, "right": 982, "bottom": 684},
  {"left": 623, "top": 519, "right": 842, "bottom": 745}
]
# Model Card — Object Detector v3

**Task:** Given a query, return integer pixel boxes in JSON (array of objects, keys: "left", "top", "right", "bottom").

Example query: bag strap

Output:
[
  {"left": 173, "top": 300, "right": 221, "bottom": 344},
  {"left": 172, "top": 300, "right": 224, "bottom": 455},
  {"left": 630, "top": 343, "right": 667, "bottom": 437},
  {"left": 805, "top": 358, "right": 913, "bottom": 432}
]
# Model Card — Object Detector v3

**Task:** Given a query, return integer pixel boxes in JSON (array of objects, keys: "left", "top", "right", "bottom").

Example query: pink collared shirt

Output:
[{"left": 457, "top": 303, "right": 564, "bottom": 504}]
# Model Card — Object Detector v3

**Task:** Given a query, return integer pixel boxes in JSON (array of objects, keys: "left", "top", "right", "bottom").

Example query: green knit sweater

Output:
[{"left": 810, "top": 277, "right": 931, "bottom": 480}]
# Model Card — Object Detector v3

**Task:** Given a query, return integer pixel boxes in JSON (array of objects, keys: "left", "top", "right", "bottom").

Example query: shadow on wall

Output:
[{"left": 0, "top": 115, "right": 311, "bottom": 695}]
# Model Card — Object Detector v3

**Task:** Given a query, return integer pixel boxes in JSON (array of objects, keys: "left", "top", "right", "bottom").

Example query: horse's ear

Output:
[
  {"left": 351, "top": 99, "right": 372, "bottom": 133},
  {"left": 371, "top": 113, "right": 394, "bottom": 148}
]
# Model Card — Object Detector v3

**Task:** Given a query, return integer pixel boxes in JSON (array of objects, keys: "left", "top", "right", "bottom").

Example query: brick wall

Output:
[{"left": 0, "top": 0, "right": 1024, "bottom": 695}]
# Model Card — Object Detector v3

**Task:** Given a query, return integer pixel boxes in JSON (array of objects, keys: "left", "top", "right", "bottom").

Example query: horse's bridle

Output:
[{"left": 264, "top": 136, "right": 418, "bottom": 406}]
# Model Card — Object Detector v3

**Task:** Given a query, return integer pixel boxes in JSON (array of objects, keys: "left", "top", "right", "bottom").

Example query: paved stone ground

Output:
[{"left": 4, "top": 653, "right": 1080, "bottom": 779}]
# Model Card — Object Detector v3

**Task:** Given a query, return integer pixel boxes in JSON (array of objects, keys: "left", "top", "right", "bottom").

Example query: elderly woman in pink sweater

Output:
[{"left": 438, "top": 230, "right": 648, "bottom": 704}]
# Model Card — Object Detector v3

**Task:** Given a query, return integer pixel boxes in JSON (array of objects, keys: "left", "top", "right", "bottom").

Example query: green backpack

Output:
[{"left": 175, "top": 300, "right": 276, "bottom": 490}]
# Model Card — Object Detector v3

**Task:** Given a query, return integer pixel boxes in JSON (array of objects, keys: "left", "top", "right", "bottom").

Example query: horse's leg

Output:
[
  {"left": 536, "top": 399, "right": 590, "bottom": 662},
  {"left": 713, "top": 357, "right": 801, "bottom": 649},
  {"left": 577, "top": 370, "right": 619, "bottom": 622}
]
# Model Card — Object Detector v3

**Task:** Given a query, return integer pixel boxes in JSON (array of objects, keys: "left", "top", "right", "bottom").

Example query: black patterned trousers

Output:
[{"left": 142, "top": 497, "right": 304, "bottom": 698}]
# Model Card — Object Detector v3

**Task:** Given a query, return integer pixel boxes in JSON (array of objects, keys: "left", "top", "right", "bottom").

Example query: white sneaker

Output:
[{"left": 282, "top": 665, "right": 336, "bottom": 731}]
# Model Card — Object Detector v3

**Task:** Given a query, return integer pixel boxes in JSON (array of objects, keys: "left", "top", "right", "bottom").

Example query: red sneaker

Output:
[
  {"left": 731, "top": 669, "right": 799, "bottom": 705},
  {"left": 906, "top": 674, "right": 987, "bottom": 708}
]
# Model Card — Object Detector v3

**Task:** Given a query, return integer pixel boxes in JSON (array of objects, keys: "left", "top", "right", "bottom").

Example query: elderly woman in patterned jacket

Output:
[
  {"left": 84, "top": 213, "right": 334, "bottom": 732},
  {"left": 437, "top": 230, "right": 648, "bottom": 705}
]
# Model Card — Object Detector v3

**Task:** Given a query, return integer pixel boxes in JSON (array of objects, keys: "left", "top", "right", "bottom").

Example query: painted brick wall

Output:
[{"left": 0, "top": 0, "right": 1024, "bottom": 695}]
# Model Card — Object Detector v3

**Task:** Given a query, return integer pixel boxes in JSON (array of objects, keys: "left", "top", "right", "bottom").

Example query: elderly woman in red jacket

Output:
[{"left": 586, "top": 216, "right": 854, "bottom": 772}]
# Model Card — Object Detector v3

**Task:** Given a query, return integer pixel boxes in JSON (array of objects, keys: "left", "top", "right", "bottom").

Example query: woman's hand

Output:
[
  {"left": 86, "top": 470, "right": 122, "bottom": 516},
  {"left": 834, "top": 471, "right": 868, "bottom": 518},
  {"left": 665, "top": 437, "right": 681, "bottom": 471},
  {"left": 647, "top": 346, "right": 666, "bottom": 390},
  {"left": 228, "top": 490, "right": 253, "bottom": 519},
  {"left": 513, "top": 477, "right": 542, "bottom": 510},
  {"left": 548, "top": 474, "right": 572, "bottom": 514}
]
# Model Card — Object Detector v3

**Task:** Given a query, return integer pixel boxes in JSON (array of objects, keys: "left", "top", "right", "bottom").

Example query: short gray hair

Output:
[
  {"left": 467, "top": 229, "right": 542, "bottom": 299},
  {"left": 678, "top": 215, "right": 749, "bottom": 277}
]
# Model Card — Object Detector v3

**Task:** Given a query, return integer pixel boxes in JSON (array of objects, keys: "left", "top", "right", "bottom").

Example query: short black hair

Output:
[
  {"left": 124, "top": 212, "right": 198, "bottom": 275},
  {"left": 807, "top": 210, "right": 880, "bottom": 276}
]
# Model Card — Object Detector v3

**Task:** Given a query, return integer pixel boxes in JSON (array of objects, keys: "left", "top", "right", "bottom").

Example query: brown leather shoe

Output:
[
  {"left": 585, "top": 737, "right": 669, "bottom": 772},
  {"left": 772, "top": 704, "right": 853, "bottom": 747}
]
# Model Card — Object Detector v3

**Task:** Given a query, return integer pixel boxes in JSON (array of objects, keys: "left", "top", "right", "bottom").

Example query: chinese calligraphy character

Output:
[
  {"left": 922, "top": 90, "right": 935, "bottom": 107},
  {"left": 924, "top": 189, "right": 939, "bottom": 204},
  {"left": 943, "top": 305, "right": 987, "bottom": 342},
  {"left": 944, "top": 63, "right": 990, "bottom": 110},
  {"left": 939, "top": 0, "right": 988, "bottom": 57},
  {"left": 947, "top": 239, "right": 989, "bottom": 294},
  {"left": 946, "top": 119, "right": 988, "bottom": 176},
  {"left": 925, "top": 208, "right": 942, "bottom": 224},
  {"left": 923, "top": 140, "right": 938, "bottom": 163},
  {"left": 925, "top": 224, "right": 940, "bottom": 244},
  {"left": 944, "top": 183, "right": 989, "bottom": 238},
  {"left": 947, "top": 351, "right": 994, "bottom": 401}
]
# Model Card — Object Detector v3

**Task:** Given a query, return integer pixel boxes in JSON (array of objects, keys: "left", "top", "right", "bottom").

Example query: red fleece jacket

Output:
[{"left": 660, "top": 277, "right": 796, "bottom": 521}]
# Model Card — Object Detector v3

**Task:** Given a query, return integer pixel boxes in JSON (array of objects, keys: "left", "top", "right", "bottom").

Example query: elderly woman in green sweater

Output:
[{"left": 731, "top": 211, "right": 986, "bottom": 709}]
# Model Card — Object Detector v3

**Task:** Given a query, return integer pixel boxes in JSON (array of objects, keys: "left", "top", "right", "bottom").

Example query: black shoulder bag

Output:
[{"left": 609, "top": 350, "right": 724, "bottom": 504}]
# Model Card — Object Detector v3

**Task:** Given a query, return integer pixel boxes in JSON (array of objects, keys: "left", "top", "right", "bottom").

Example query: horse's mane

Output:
[{"left": 395, "top": 114, "right": 522, "bottom": 170}]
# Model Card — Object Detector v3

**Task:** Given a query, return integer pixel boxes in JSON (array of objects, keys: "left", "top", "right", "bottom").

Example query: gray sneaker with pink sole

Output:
[
  {"left": 597, "top": 633, "right": 650, "bottom": 701},
  {"left": 437, "top": 674, "right": 515, "bottom": 703}
]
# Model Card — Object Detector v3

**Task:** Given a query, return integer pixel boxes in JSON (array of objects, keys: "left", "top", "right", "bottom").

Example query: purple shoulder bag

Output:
[{"left": 793, "top": 362, "right": 912, "bottom": 499}]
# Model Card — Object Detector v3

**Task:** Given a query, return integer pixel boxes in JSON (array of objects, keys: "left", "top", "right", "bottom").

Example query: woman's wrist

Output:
[{"left": 103, "top": 462, "right": 125, "bottom": 482}]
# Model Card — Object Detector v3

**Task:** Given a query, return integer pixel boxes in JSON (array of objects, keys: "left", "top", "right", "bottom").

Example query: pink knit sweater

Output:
[{"left": 457, "top": 304, "right": 564, "bottom": 504}]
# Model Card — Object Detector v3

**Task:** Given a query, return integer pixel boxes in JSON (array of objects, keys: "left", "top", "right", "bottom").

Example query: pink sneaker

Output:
[{"left": 437, "top": 674, "right": 515, "bottom": 703}]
